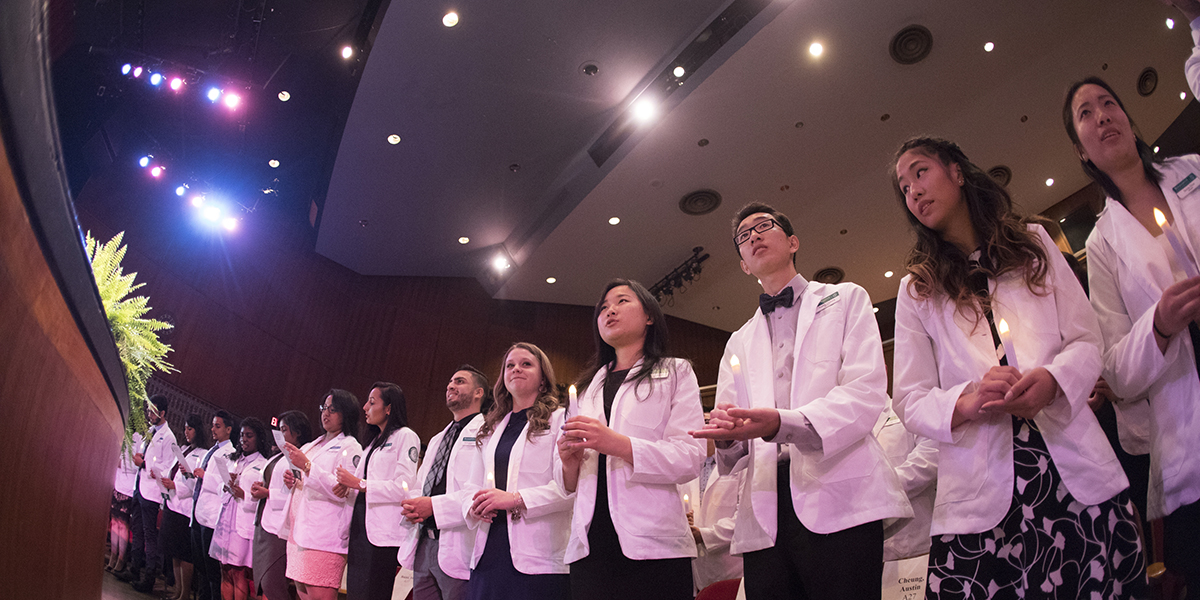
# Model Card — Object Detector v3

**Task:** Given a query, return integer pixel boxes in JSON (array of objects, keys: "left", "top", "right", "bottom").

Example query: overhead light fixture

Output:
[
  {"left": 278, "top": 91, "right": 290, "bottom": 102},
  {"left": 1059, "top": 217, "right": 1066, "bottom": 223},
  {"left": 121, "top": 64, "right": 132, "bottom": 75},
  {"left": 202, "top": 206, "right": 221, "bottom": 221},
  {"left": 673, "top": 66, "right": 685, "bottom": 77},
  {"left": 175, "top": 185, "right": 187, "bottom": 196},
  {"left": 1154, "top": 146, "right": 1161, "bottom": 153},
  {"left": 222, "top": 217, "right": 238, "bottom": 231},
  {"left": 388, "top": 134, "right": 401, "bottom": 145},
  {"left": 984, "top": 42, "right": 995, "bottom": 52},
  {"left": 884, "top": 270, "right": 894, "bottom": 278},
  {"left": 1045, "top": 178, "right": 1054, "bottom": 186},
  {"left": 458, "top": 236, "right": 470, "bottom": 244},
  {"left": 809, "top": 42, "right": 824, "bottom": 57},
  {"left": 443, "top": 11, "right": 459, "bottom": 27},
  {"left": 608, "top": 216, "right": 620, "bottom": 225},
  {"left": 492, "top": 255, "right": 510, "bottom": 271},
  {"left": 190, "top": 195, "right": 205, "bottom": 207},
  {"left": 649, "top": 247, "right": 710, "bottom": 307},
  {"left": 632, "top": 98, "right": 657, "bottom": 123},
  {"left": 207, "top": 87, "right": 222, "bottom": 102},
  {"left": 268, "top": 159, "right": 280, "bottom": 168},
  {"left": 546, "top": 277, "right": 557, "bottom": 284},
  {"left": 138, "top": 155, "right": 152, "bottom": 168},
  {"left": 342, "top": 46, "right": 354, "bottom": 59},
  {"left": 149, "top": 73, "right": 164, "bottom": 86},
  {"left": 133, "top": 66, "right": 144, "bottom": 78},
  {"left": 169, "top": 77, "right": 184, "bottom": 91},
  {"left": 1168, "top": 18, "right": 1176, "bottom": 29},
  {"left": 1182, "top": 91, "right": 1189, "bottom": 100},
  {"left": 873, "top": 307, "right": 880, "bottom": 313},
  {"left": 223, "top": 93, "right": 241, "bottom": 109},
  {"left": 150, "top": 166, "right": 164, "bottom": 178}
]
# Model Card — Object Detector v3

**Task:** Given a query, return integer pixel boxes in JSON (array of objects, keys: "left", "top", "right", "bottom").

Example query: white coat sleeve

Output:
[
  {"left": 431, "top": 441, "right": 481, "bottom": 530},
  {"left": 365, "top": 429, "right": 421, "bottom": 503},
  {"left": 697, "top": 472, "right": 742, "bottom": 553},
  {"left": 518, "top": 413, "right": 576, "bottom": 519},
  {"left": 787, "top": 286, "right": 889, "bottom": 458},
  {"left": 894, "top": 435, "right": 938, "bottom": 496},
  {"left": 713, "top": 343, "right": 749, "bottom": 476},
  {"left": 304, "top": 439, "right": 362, "bottom": 503},
  {"left": 627, "top": 361, "right": 706, "bottom": 485}
]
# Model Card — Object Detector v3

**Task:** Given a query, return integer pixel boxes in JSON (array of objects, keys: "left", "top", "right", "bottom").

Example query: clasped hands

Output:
[
  {"left": 469, "top": 488, "right": 521, "bottom": 522},
  {"left": 556, "top": 415, "right": 630, "bottom": 463},
  {"left": 954, "top": 366, "right": 1060, "bottom": 426}
]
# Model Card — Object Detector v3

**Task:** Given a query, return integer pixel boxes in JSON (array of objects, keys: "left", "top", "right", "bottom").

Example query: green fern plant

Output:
[{"left": 85, "top": 231, "right": 177, "bottom": 447}]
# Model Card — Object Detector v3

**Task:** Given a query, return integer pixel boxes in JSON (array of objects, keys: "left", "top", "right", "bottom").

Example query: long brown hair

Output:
[
  {"left": 891, "top": 137, "right": 1049, "bottom": 321},
  {"left": 477, "top": 342, "right": 560, "bottom": 444}
]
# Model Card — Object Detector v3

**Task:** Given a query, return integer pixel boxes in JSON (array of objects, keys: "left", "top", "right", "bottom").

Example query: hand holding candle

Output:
[
  {"left": 1156, "top": 208, "right": 1200, "bottom": 278},
  {"left": 683, "top": 493, "right": 691, "bottom": 514},
  {"left": 996, "top": 318, "right": 1020, "bottom": 371}
]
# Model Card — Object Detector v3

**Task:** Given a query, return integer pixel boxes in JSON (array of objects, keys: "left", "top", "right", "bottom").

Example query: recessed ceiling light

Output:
[
  {"left": 1154, "top": 146, "right": 1161, "bottom": 153},
  {"left": 1183, "top": 91, "right": 1189, "bottom": 100},
  {"left": 873, "top": 307, "right": 880, "bottom": 314},
  {"left": 546, "top": 277, "right": 557, "bottom": 284},
  {"left": 458, "top": 236, "right": 469, "bottom": 244},
  {"left": 984, "top": 42, "right": 995, "bottom": 52},
  {"left": 341, "top": 46, "right": 354, "bottom": 59},
  {"left": 1059, "top": 218, "right": 1066, "bottom": 223},
  {"left": 278, "top": 91, "right": 290, "bottom": 102},
  {"left": 1167, "top": 18, "right": 1176, "bottom": 29},
  {"left": 632, "top": 98, "right": 657, "bottom": 123},
  {"left": 884, "top": 270, "right": 894, "bottom": 278},
  {"left": 608, "top": 217, "right": 620, "bottom": 225},
  {"left": 443, "top": 11, "right": 459, "bottom": 27},
  {"left": 388, "top": 134, "right": 401, "bottom": 145},
  {"left": 1045, "top": 178, "right": 1054, "bottom": 186},
  {"left": 492, "top": 256, "right": 509, "bottom": 271},
  {"left": 673, "top": 66, "right": 685, "bottom": 77},
  {"left": 268, "top": 159, "right": 280, "bottom": 168},
  {"left": 809, "top": 42, "right": 824, "bottom": 57}
]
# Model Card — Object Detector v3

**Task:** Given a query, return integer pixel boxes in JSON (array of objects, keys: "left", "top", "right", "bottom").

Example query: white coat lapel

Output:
[
  {"left": 1099, "top": 199, "right": 1173, "bottom": 295},
  {"left": 741, "top": 309, "right": 779, "bottom": 544},
  {"left": 1163, "top": 165, "right": 1200, "bottom": 275},
  {"left": 744, "top": 312, "right": 773, "bottom": 410},
  {"left": 789, "top": 283, "right": 820, "bottom": 385},
  {"left": 608, "top": 358, "right": 645, "bottom": 430}
]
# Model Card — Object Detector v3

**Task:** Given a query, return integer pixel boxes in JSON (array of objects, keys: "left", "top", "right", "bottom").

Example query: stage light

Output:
[
  {"left": 207, "top": 87, "right": 222, "bottom": 102},
  {"left": 150, "top": 73, "right": 163, "bottom": 86},
  {"left": 138, "top": 155, "right": 152, "bottom": 168},
  {"left": 121, "top": 64, "right": 132, "bottom": 75},
  {"left": 492, "top": 255, "right": 510, "bottom": 271},
  {"left": 175, "top": 185, "right": 187, "bottom": 196},
  {"left": 632, "top": 98, "right": 657, "bottom": 123},
  {"left": 169, "top": 77, "right": 184, "bottom": 91},
  {"left": 443, "top": 12, "right": 459, "bottom": 27},
  {"left": 222, "top": 217, "right": 238, "bottom": 231},
  {"left": 202, "top": 206, "right": 221, "bottom": 221},
  {"left": 223, "top": 93, "right": 241, "bottom": 109},
  {"left": 342, "top": 46, "right": 354, "bottom": 59},
  {"left": 268, "top": 159, "right": 280, "bottom": 168},
  {"left": 190, "top": 196, "right": 205, "bottom": 207},
  {"left": 150, "top": 166, "right": 164, "bottom": 178},
  {"left": 809, "top": 42, "right": 823, "bottom": 57},
  {"left": 278, "top": 91, "right": 290, "bottom": 102},
  {"left": 133, "top": 66, "right": 143, "bottom": 78}
]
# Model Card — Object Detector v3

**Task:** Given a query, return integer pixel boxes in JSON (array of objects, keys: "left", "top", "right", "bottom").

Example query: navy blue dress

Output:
[{"left": 467, "top": 409, "right": 570, "bottom": 600}]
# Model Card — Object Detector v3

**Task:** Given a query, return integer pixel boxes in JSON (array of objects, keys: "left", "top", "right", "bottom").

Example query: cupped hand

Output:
[
  {"left": 689, "top": 402, "right": 780, "bottom": 441},
  {"left": 981, "top": 367, "right": 1061, "bottom": 419}
]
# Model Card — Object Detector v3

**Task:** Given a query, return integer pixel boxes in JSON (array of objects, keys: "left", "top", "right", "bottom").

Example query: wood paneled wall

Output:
[
  {"left": 75, "top": 172, "right": 732, "bottom": 442},
  {"left": 0, "top": 125, "right": 123, "bottom": 597}
]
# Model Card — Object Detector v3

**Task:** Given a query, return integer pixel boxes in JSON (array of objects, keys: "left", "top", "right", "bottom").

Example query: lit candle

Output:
[
  {"left": 1155, "top": 208, "right": 1199, "bottom": 278},
  {"left": 486, "top": 471, "right": 495, "bottom": 489},
  {"left": 401, "top": 481, "right": 409, "bottom": 500},
  {"left": 683, "top": 493, "right": 691, "bottom": 514},
  {"left": 729, "top": 354, "right": 750, "bottom": 407},
  {"left": 568, "top": 384, "right": 577, "bottom": 406},
  {"left": 996, "top": 319, "right": 1020, "bottom": 371}
]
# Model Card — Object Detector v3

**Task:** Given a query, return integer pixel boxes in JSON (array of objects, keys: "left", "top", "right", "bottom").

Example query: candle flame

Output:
[
  {"left": 997, "top": 318, "right": 1010, "bottom": 335},
  {"left": 730, "top": 355, "right": 741, "bottom": 369},
  {"left": 683, "top": 494, "right": 689, "bottom": 502},
  {"left": 568, "top": 384, "right": 577, "bottom": 398},
  {"left": 402, "top": 481, "right": 409, "bottom": 491},
  {"left": 1155, "top": 208, "right": 1168, "bottom": 228}
]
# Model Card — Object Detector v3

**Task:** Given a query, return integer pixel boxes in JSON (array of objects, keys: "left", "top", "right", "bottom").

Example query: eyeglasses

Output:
[
  {"left": 318, "top": 404, "right": 339, "bottom": 414},
  {"left": 735, "top": 218, "right": 781, "bottom": 246}
]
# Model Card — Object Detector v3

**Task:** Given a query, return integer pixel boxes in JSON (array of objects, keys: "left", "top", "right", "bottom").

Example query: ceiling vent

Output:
[
  {"left": 988, "top": 165, "right": 1012, "bottom": 187},
  {"left": 679, "top": 189, "right": 722, "bottom": 216},
  {"left": 890, "top": 25, "right": 933, "bottom": 65},
  {"left": 1137, "top": 67, "right": 1158, "bottom": 97},
  {"left": 813, "top": 266, "right": 845, "bottom": 284}
]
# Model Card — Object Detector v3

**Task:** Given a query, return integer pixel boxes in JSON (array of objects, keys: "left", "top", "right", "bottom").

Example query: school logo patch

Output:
[
  {"left": 352, "top": 455, "right": 361, "bottom": 468},
  {"left": 408, "top": 447, "right": 419, "bottom": 463}
]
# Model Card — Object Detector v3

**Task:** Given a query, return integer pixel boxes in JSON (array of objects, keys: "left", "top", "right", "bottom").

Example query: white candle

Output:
[
  {"left": 1155, "top": 208, "right": 1199, "bottom": 278},
  {"left": 401, "top": 480, "right": 409, "bottom": 501},
  {"left": 486, "top": 471, "right": 495, "bottom": 489},
  {"left": 683, "top": 493, "right": 691, "bottom": 514},
  {"left": 568, "top": 384, "right": 577, "bottom": 406},
  {"left": 730, "top": 354, "right": 751, "bottom": 407},
  {"left": 996, "top": 319, "right": 1020, "bottom": 371}
]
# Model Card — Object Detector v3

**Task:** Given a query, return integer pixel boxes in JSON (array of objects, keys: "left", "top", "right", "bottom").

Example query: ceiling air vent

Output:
[
  {"left": 988, "top": 165, "right": 1012, "bottom": 187},
  {"left": 813, "top": 266, "right": 844, "bottom": 284},
  {"left": 1137, "top": 67, "right": 1158, "bottom": 97},
  {"left": 679, "top": 189, "right": 722, "bottom": 216},
  {"left": 890, "top": 25, "right": 933, "bottom": 65}
]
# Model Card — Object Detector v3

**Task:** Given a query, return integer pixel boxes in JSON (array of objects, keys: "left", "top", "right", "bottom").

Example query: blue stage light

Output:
[
  {"left": 207, "top": 88, "right": 222, "bottom": 102},
  {"left": 138, "top": 156, "right": 151, "bottom": 168},
  {"left": 133, "top": 66, "right": 143, "bottom": 78},
  {"left": 150, "top": 73, "right": 163, "bottom": 86},
  {"left": 121, "top": 64, "right": 132, "bottom": 75},
  {"left": 175, "top": 185, "right": 187, "bottom": 196}
]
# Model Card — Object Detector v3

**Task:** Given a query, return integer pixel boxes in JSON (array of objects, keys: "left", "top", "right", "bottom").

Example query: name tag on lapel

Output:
[
  {"left": 461, "top": 436, "right": 476, "bottom": 443},
  {"left": 1174, "top": 173, "right": 1199, "bottom": 197},
  {"left": 815, "top": 291, "right": 840, "bottom": 313},
  {"left": 382, "top": 442, "right": 393, "bottom": 448},
  {"left": 651, "top": 367, "right": 670, "bottom": 379}
]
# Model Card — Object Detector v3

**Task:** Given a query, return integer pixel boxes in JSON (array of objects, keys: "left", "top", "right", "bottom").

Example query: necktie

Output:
[
  {"left": 192, "top": 443, "right": 221, "bottom": 503},
  {"left": 423, "top": 421, "right": 463, "bottom": 497},
  {"left": 134, "top": 431, "right": 153, "bottom": 494},
  {"left": 759, "top": 286, "right": 795, "bottom": 314},
  {"left": 967, "top": 259, "right": 1008, "bottom": 367}
]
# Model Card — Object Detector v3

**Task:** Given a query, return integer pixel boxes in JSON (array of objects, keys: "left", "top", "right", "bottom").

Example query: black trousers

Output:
[
  {"left": 742, "top": 462, "right": 883, "bottom": 600},
  {"left": 136, "top": 493, "right": 162, "bottom": 573},
  {"left": 191, "top": 522, "right": 219, "bottom": 600},
  {"left": 568, "top": 503, "right": 692, "bottom": 600},
  {"left": 1164, "top": 498, "right": 1200, "bottom": 600},
  {"left": 127, "top": 492, "right": 145, "bottom": 569}
]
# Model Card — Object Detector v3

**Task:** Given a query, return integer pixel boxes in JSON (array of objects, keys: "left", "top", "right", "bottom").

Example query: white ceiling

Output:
[{"left": 319, "top": 0, "right": 1196, "bottom": 332}]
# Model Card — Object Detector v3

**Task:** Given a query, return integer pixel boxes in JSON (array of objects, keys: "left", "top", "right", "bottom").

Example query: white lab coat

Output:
[
  {"left": 894, "top": 225, "right": 1128, "bottom": 535},
  {"left": 678, "top": 462, "right": 743, "bottom": 593},
  {"left": 137, "top": 422, "right": 179, "bottom": 503},
  {"left": 563, "top": 357, "right": 706, "bottom": 563},
  {"left": 164, "top": 445, "right": 205, "bottom": 517},
  {"left": 229, "top": 453, "right": 268, "bottom": 540},
  {"left": 715, "top": 278, "right": 911, "bottom": 554},
  {"left": 281, "top": 433, "right": 363, "bottom": 554},
  {"left": 113, "top": 433, "right": 144, "bottom": 498},
  {"left": 1086, "top": 155, "right": 1200, "bottom": 519},
  {"left": 355, "top": 426, "right": 421, "bottom": 547},
  {"left": 465, "top": 408, "right": 574, "bottom": 574},
  {"left": 246, "top": 453, "right": 292, "bottom": 537},
  {"left": 872, "top": 408, "right": 937, "bottom": 562},
  {"left": 193, "top": 440, "right": 235, "bottom": 528},
  {"left": 398, "top": 414, "right": 484, "bottom": 580}
]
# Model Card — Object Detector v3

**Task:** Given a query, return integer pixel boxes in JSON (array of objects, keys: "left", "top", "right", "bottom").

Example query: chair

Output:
[{"left": 695, "top": 578, "right": 741, "bottom": 600}]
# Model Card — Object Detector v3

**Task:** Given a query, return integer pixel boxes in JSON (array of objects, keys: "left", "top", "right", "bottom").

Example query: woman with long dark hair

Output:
[
  {"left": 282, "top": 390, "right": 363, "bottom": 600},
  {"left": 248, "top": 410, "right": 313, "bottom": 600},
  {"left": 559, "top": 279, "right": 705, "bottom": 600},
  {"left": 335, "top": 382, "right": 420, "bottom": 599},
  {"left": 210, "top": 416, "right": 272, "bottom": 600},
  {"left": 463, "top": 343, "right": 574, "bottom": 600},
  {"left": 890, "top": 136, "right": 1145, "bottom": 598},
  {"left": 158, "top": 414, "right": 211, "bottom": 600},
  {"left": 1064, "top": 73, "right": 1200, "bottom": 597}
]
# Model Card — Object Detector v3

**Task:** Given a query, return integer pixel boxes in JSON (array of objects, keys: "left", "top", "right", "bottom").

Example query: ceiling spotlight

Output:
[
  {"left": 1045, "top": 178, "right": 1054, "bottom": 186},
  {"left": 809, "top": 42, "right": 824, "bottom": 57},
  {"left": 673, "top": 66, "right": 685, "bottom": 77},
  {"left": 546, "top": 277, "right": 557, "bottom": 284},
  {"left": 1059, "top": 217, "right": 1066, "bottom": 223},
  {"left": 873, "top": 307, "right": 880, "bottom": 314},
  {"left": 169, "top": 77, "right": 183, "bottom": 91},
  {"left": 133, "top": 66, "right": 143, "bottom": 78},
  {"left": 458, "top": 236, "right": 470, "bottom": 244},
  {"left": 138, "top": 155, "right": 151, "bottom": 168},
  {"left": 342, "top": 46, "right": 354, "bottom": 59},
  {"left": 1154, "top": 146, "right": 1161, "bottom": 153},
  {"left": 223, "top": 93, "right": 241, "bottom": 109},
  {"left": 222, "top": 217, "right": 238, "bottom": 231},
  {"left": 884, "top": 270, "right": 894, "bottom": 278},
  {"left": 149, "top": 73, "right": 163, "bottom": 86},
  {"left": 492, "top": 255, "right": 510, "bottom": 271},
  {"left": 984, "top": 42, "right": 995, "bottom": 52},
  {"left": 150, "top": 166, "right": 164, "bottom": 178},
  {"left": 207, "top": 87, "right": 222, "bottom": 102},
  {"left": 268, "top": 159, "right": 280, "bottom": 168},
  {"left": 388, "top": 134, "right": 401, "bottom": 145},
  {"left": 190, "top": 195, "right": 205, "bottom": 207},
  {"left": 121, "top": 64, "right": 132, "bottom": 75},
  {"left": 632, "top": 98, "right": 657, "bottom": 123},
  {"left": 443, "top": 11, "right": 459, "bottom": 27},
  {"left": 608, "top": 216, "right": 620, "bottom": 225},
  {"left": 278, "top": 91, "right": 290, "bottom": 102},
  {"left": 202, "top": 206, "right": 221, "bottom": 221},
  {"left": 175, "top": 185, "right": 187, "bottom": 196},
  {"left": 1168, "top": 18, "right": 1176, "bottom": 29}
]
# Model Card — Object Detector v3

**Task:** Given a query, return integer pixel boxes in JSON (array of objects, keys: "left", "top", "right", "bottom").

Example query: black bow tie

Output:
[{"left": 759, "top": 287, "right": 795, "bottom": 314}]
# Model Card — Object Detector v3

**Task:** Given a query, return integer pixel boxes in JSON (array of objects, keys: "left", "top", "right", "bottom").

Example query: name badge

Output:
[
  {"left": 651, "top": 367, "right": 670, "bottom": 379},
  {"left": 382, "top": 442, "right": 393, "bottom": 448},
  {"left": 1174, "top": 173, "right": 1199, "bottom": 197},
  {"left": 816, "top": 291, "right": 840, "bottom": 313},
  {"left": 462, "top": 436, "right": 476, "bottom": 443},
  {"left": 329, "top": 446, "right": 342, "bottom": 451}
]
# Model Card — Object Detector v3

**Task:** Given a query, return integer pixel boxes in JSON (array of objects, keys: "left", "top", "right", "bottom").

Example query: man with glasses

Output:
[
  {"left": 692, "top": 203, "right": 911, "bottom": 600},
  {"left": 400, "top": 366, "right": 491, "bottom": 600}
]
